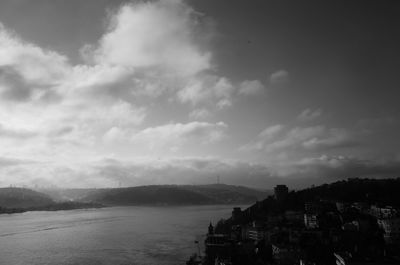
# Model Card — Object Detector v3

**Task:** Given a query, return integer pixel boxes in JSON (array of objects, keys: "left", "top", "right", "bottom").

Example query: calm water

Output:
[{"left": 0, "top": 205, "right": 242, "bottom": 265}]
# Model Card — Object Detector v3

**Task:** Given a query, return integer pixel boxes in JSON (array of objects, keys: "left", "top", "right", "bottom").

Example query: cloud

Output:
[
  {"left": 91, "top": 157, "right": 275, "bottom": 187},
  {"left": 3, "top": 1, "right": 383, "bottom": 189},
  {"left": 189, "top": 108, "right": 212, "bottom": 119},
  {"left": 0, "top": 156, "right": 279, "bottom": 188},
  {"left": 239, "top": 80, "right": 265, "bottom": 95},
  {"left": 0, "top": 24, "right": 70, "bottom": 102},
  {"left": 301, "top": 128, "right": 356, "bottom": 150},
  {"left": 241, "top": 124, "right": 358, "bottom": 156},
  {"left": 92, "top": 0, "right": 211, "bottom": 77},
  {"left": 0, "top": 1, "right": 239, "bottom": 175},
  {"left": 216, "top": 98, "right": 233, "bottom": 109},
  {"left": 177, "top": 75, "right": 235, "bottom": 106},
  {"left": 129, "top": 121, "right": 227, "bottom": 152},
  {"left": 0, "top": 22, "right": 151, "bottom": 164},
  {"left": 297, "top": 108, "right": 322, "bottom": 122},
  {"left": 269, "top": 69, "right": 289, "bottom": 85},
  {"left": 292, "top": 155, "right": 400, "bottom": 180},
  {"left": 259, "top": 124, "right": 285, "bottom": 139},
  {"left": 82, "top": 1, "right": 237, "bottom": 109},
  {"left": 0, "top": 156, "right": 34, "bottom": 167},
  {"left": 0, "top": 123, "right": 37, "bottom": 138},
  {"left": 3, "top": 153, "right": 400, "bottom": 189}
]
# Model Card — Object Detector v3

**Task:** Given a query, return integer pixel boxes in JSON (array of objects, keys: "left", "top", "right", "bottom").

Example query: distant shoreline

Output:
[
  {"left": 0, "top": 202, "right": 253, "bottom": 215},
  {"left": 0, "top": 201, "right": 104, "bottom": 215}
]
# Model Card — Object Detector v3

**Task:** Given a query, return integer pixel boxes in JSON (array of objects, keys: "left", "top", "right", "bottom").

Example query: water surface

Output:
[{"left": 0, "top": 205, "right": 242, "bottom": 265}]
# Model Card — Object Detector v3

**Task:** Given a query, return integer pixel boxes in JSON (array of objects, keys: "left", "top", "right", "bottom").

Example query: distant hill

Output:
[
  {"left": 0, "top": 187, "right": 54, "bottom": 208},
  {"left": 181, "top": 184, "right": 270, "bottom": 202},
  {"left": 74, "top": 184, "right": 269, "bottom": 206},
  {"left": 37, "top": 188, "right": 98, "bottom": 202}
]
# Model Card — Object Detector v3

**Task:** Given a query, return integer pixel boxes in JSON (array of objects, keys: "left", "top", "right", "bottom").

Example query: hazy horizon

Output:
[{"left": 0, "top": 0, "right": 400, "bottom": 189}]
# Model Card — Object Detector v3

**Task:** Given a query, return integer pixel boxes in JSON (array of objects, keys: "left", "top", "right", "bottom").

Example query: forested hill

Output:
[
  {"left": 181, "top": 184, "right": 270, "bottom": 201},
  {"left": 0, "top": 187, "right": 54, "bottom": 208},
  {"left": 79, "top": 184, "right": 270, "bottom": 206},
  {"left": 274, "top": 178, "right": 400, "bottom": 211},
  {"left": 293, "top": 178, "right": 400, "bottom": 204}
]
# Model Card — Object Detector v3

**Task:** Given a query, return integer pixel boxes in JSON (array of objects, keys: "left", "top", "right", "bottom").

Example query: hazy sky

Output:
[{"left": 0, "top": 0, "right": 399, "bottom": 189}]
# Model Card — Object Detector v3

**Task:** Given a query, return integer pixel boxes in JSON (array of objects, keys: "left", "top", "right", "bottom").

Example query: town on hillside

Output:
[{"left": 187, "top": 179, "right": 400, "bottom": 265}]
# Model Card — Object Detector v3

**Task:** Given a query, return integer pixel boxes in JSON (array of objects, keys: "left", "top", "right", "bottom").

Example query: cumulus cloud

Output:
[
  {"left": 0, "top": 0, "right": 251, "bottom": 188},
  {"left": 0, "top": 24, "right": 70, "bottom": 102},
  {"left": 239, "top": 80, "right": 265, "bottom": 95},
  {"left": 301, "top": 128, "right": 356, "bottom": 150},
  {"left": 189, "top": 108, "right": 212, "bottom": 120},
  {"left": 292, "top": 155, "right": 400, "bottom": 180},
  {"left": 3, "top": 1, "right": 383, "bottom": 189},
  {"left": 129, "top": 121, "right": 227, "bottom": 153},
  {"left": 84, "top": 0, "right": 236, "bottom": 108},
  {"left": 297, "top": 108, "right": 322, "bottom": 122},
  {"left": 0, "top": 21, "right": 152, "bottom": 168},
  {"left": 241, "top": 124, "right": 358, "bottom": 156},
  {"left": 177, "top": 75, "right": 235, "bottom": 106},
  {"left": 269, "top": 69, "right": 289, "bottom": 85},
  {"left": 259, "top": 124, "right": 285, "bottom": 140},
  {"left": 92, "top": 0, "right": 211, "bottom": 76}
]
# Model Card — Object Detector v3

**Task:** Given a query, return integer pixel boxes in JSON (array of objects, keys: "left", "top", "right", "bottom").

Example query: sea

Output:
[{"left": 0, "top": 205, "right": 245, "bottom": 265}]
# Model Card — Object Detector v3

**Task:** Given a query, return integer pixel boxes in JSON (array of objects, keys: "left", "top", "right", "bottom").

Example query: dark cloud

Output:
[
  {"left": 0, "top": 156, "right": 35, "bottom": 167},
  {"left": 0, "top": 66, "right": 31, "bottom": 101},
  {"left": 47, "top": 126, "right": 75, "bottom": 137},
  {"left": 0, "top": 65, "right": 60, "bottom": 103}
]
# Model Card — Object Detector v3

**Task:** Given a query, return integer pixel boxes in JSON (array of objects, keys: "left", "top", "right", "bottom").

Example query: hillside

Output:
[
  {"left": 290, "top": 178, "right": 400, "bottom": 206},
  {"left": 78, "top": 184, "right": 268, "bottom": 206},
  {"left": 0, "top": 187, "right": 54, "bottom": 208},
  {"left": 181, "top": 184, "right": 270, "bottom": 203},
  {"left": 81, "top": 186, "right": 213, "bottom": 205},
  {"left": 250, "top": 178, "right": 400, "bottom": 212},
  {"left": 37, "top": 188, "right": 99, "bottom": 202}
]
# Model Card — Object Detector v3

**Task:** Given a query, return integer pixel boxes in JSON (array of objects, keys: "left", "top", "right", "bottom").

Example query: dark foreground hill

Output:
[
  {"left": 75, "top": 184, "right": 270, "bottom": 206},
  {"left": 288, "top": 178, "right": 400, "bottom": 207},
  {"left": 247, "top": 178, "right": 400, "bottom": 212}
]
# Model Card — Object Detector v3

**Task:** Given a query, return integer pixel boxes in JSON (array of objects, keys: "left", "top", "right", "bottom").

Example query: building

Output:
[
  {"left": 247, "top": 221, "right": 266, "bottom": 241},
  {"left": 204, "top": 234, "right": 231, "bottom": 263},
  {"left": 284, "top": 210, "right": 303, "bottom": 222},
  {"left": 304, "top": 213, "right": 319, "bottom": 229},
  {"left": 305, "top": 202, "right": 320, "bottom": 214},
  {"left": 231, "top": 207, "right": 243, "bottom": 223},
  {"left": 377, "top": 217, "right": 400, "bottom": 244},
  {"left": 336, "top": 202, "right": 350, "bottom": 213},
  {"left": 370, "top": 205, "right": 398, "bottom": 219},
  {"left": 274, "top": 185, "right": 289, "bottom": 202}
]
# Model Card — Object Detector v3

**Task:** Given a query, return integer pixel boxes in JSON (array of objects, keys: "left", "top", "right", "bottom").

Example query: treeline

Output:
[
  {"left": 81, "top": 185, "right": 265, "bottom": 206},
  {"left": 0, "top": 201, "right": 104, "bottom": 215},
  {"left": 288, "top": 178, "right": 400, "bottom": 206}
]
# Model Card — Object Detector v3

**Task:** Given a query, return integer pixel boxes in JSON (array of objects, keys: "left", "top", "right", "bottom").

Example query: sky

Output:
[{"left": 0, "top": 0, "right": 399, "bottom": 189}]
